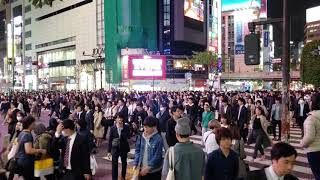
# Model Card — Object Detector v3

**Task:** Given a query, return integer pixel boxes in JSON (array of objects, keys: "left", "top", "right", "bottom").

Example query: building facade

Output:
[{"left": 1, "top": 0, "right": 104, "bottom": 91}]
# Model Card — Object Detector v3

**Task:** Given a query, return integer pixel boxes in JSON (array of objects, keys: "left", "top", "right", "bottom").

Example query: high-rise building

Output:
[
  {"left": 305, "top": 6, "right": 320, "bottom": 43},
  {"left": 2, "top": 0, "right": 104, "bottom": 90}
]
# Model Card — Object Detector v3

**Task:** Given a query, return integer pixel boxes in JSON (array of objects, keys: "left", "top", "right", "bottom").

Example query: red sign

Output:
[{"left": 128, "top": 55, "right": 166, "bottom": 80}]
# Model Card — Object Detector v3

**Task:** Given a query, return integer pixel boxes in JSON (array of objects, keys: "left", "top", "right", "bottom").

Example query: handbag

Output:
[
  {"left": 90, "top": 155, "right": 98, "bottom": 175},
  {"left": 166, "top": 147, "right": 175, "bottom": 180},
  {"left": 5, "top": 137, "right": 20, "bottom": 173},
  {"left": 131, "top": 167, "right": 141, "bottom": 180},
  {"left": 34, "top": 158, "right": 54, "bottom": 177}
]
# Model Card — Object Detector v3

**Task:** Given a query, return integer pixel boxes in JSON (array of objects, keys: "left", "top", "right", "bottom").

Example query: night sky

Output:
[{"left": 268, "top": 0, "right": 320, "bottom": 42}]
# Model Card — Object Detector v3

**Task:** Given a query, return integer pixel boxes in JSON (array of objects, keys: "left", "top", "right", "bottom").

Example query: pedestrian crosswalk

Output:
[
  {"left": 189, "top": 127, "right": 315, "bottom": 180},
  {"left": 102, "top": 127, "right": 315, "bottom": 180}
]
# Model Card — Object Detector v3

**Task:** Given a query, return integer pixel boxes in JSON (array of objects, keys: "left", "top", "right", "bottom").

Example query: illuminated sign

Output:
[
  {"left": 222, "top": 0, "right": 261, "bottom": 11},
  {"left": 128, "top": 55, "right": 166, "bottom": 80},
  {"left": 184, "top": 0, "right": 204, "bottom": 22},
  {"left": 306, "top": 6, "right": 320, "bottom": 23}
]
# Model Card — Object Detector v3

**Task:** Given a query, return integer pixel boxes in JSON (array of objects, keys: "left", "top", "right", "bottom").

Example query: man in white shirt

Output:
[{"left": 247, "top": 142, "right": 298, "bottom": 180}]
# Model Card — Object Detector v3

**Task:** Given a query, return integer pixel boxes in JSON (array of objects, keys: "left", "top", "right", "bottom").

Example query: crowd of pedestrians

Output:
[{"left": 0, "top": 89, "right": 318, "bottom": 180}]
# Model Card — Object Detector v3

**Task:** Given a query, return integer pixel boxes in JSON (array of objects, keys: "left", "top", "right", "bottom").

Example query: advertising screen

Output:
[
  {"left": 222, "top": 0, "right": 261, "bottom": 11},
  {"left": 184, "top": 0, "right": 204, "bottom": 22},
  {"left": 306, "top": 6, "right": 320, "bottom": 23},
  {"left": 128, "top": 55, "right": 166, "bottom": 80}
]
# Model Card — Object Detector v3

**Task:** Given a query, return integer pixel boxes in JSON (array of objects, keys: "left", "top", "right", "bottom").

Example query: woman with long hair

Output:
[
  {"left": 94, "top": 104, "right": 104, "bottom": 147},
  {"left": 248, "top": 106, "right": 271, "bottom": 162}
]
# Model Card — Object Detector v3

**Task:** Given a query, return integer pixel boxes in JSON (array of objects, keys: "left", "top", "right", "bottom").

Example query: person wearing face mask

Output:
[
  {"left": 294, "top": 97, "right": 310, "bottom": 137},
  {"left": 6, "top": 120, "right": 23, "bottom": 180},
  {"left": 53, "top": 119, "right": 91, "bottom": 180},
  {"left": 107, "top": 114, "right": 130, "bottom": 180},
  {"left": 156, "top": 103, "right": 171, "bottom": 150}
]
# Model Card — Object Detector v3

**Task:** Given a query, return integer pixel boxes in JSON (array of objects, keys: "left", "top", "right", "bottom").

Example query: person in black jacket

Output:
[
  {"left": 294, "top": 97, "right": 310, "bottom": 137},
  {"left": 222, "top": 99, "right": 233, "bottom": 123},
  {"left": 236, "top": 98, "right": 249, "bottom": 142},
  {"left": 84, "top": 103, "right": 94, "bottom": 132},
  {"left": 53, "top": 119, "right": 91, "bottom": 180},
  {"left": 117, "top": 99, "right": 128, "bottom": 123},
  {"left": 74, "top": 104, "right": 86, "bottom": 122},
  {"left": 247, "top": 142, "right": 298, "bottom": 180},
  {"left": 59, "top": 100, "right": 71, "bottom": 121},
  {"left": 107, "top": 114, "right": 130, "bottom": 180},
  {"left": 166, "top": 105, "right": 184, "bottom": 147},
  {"left": 156, "top": 103, "right": 171, "bottom": 150},
  {"left": 186, "top": 98, "right": 198, "bottom": 135}
]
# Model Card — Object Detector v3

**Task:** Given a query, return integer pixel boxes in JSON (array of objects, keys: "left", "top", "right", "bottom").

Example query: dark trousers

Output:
[
  {"left": 140, "top": 170, "right": 161, "bottom": 180},
  {"left": 240, "top": 124, "right": 248, "bottom": 142},
  {"left": 253, "top": 129, "right": 264, "bottom": 159},
  {"left": 307, "top": 151, "right": 320, "bottom": 180},
  {"left": 62, "top": 170, "right": 84, "bottom": 180},
  {"left": 297, "top": 116, "right": 305, "bottom": 136},
  {"left": 112, "top": 153, "right": 127, "bottom": 180},
  {"left": 35, "top": 174, "right": 54, "bottom": 180},
  {"left": 189, "top": 116, "right": 198, "bottom": 134},
  {"left": 272, "top": 120, "right": 281, "bottom": 139}
]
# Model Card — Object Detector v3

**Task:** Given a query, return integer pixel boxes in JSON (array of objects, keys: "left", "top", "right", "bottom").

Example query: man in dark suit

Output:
[
  {"left": 247, "top": 142, "right": 298, "bottom": 180},
  {"left": 107, "top": 114, "right": 130, "bottom": 180},
  {"left": 117, "top": 99, "right": 128, "bottom": 123},
  {"left": 222, "top": 99, "right": 233, "bottom": 124},
  {"left": 60, "top": 100, "right": 71, "bottom": 121},
  {"left": 53, "top": 119, "right": 91, "bottom": 180},
  {"left": 84, "top": 103, "right": 94, "bottom": 132},
  {"left": 294, "top": 97, "right": 310, "bottom": 137},
  {"left": 74, "top": 104, "right": 86, "bottom": 122},
  {"left": 236, "top": 98, "right": 248, "bottom": 142}
]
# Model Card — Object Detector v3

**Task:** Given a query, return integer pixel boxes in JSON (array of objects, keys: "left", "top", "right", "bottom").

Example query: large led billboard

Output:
[
  {"left": 128, "top": 55, "right": 166, "bottom": 80},
  {"left": 184, "top": 0, "right": 204, "bottom": 22},
  {"left": 222, "top": 0, "right": 261, "bottom": 11},
  {"left": 306, "top": 6, "right": 320, "bottom": 23}
]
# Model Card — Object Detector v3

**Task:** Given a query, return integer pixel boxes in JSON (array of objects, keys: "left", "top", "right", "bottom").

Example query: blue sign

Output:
[
  {"left": 217, "top": 57, "right": 222, "bottom": 72},
  {"left": 264, "top": 31, "right": 269, "bottom": 47},
  {"left": 235, "top": 44, "right": 245, "bottom": 54}
]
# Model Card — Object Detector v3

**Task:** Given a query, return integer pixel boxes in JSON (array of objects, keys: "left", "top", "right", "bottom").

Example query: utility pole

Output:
[{"left": 281, "top": 0, "right": 290, "bottom": 142}]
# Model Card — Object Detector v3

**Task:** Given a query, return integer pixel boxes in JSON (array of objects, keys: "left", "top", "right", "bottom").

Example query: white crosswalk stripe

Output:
[{"left": 189, "top": 127, "right": 315, "bottom": 180}]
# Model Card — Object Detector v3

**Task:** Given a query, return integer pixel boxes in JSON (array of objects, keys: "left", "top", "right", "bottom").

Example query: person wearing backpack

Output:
[
  {"left": 162, "top": 117, "right": 205, "bottom": 180},
  {"left": 34, "top": 123, "right": 54, "bottom": 180}
]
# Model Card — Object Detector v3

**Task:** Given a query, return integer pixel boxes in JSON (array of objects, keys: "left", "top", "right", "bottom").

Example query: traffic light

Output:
[{"left": 245, "top": 33, "right": 260, "bottom": 65}]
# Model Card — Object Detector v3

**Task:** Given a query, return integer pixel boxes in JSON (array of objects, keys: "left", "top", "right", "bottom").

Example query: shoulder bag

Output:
[{"left": 166, "top": 147, "right": 175, "bottom": 180}]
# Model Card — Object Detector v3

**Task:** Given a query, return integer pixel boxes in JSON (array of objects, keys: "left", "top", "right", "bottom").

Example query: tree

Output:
[
  {"left": 301, "top": 40, "right": 320, "bottom": 88},
  {"left": 188, "top": 51, "right": 218, "bottom": 72},
  {"left": 29, "top": 0, "right": 61, "bottom": 8}
]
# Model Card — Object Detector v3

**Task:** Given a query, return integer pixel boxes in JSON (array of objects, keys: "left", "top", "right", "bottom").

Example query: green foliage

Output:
[
  {"left": 189, "top": 51, "right": 218, "bottom": 65},
  {"left": 301, "top": 40, "right": 320, "bottom": 88},
  {"left": 29, "top": 0, "right": 62, "bottom": 8}
]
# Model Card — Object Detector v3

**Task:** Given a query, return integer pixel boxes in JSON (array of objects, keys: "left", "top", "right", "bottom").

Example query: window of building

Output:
[
  {"left": 25, "top": 44, "right": 32, "bottom": 51},
  {"left": 25, "top": 31, "right": 32, "bottom": 38},
  {"left": 25, "top": 5, "right": 31, "bottom": 13},
  {"left": 25, "top": 18, "right": 31, "bottom": 25},
  {"left": 35, "top": 36, "right": 76, "bottom": 49},
  {"left": 163, "top": 0, "right": 170, "bottom": 27}
]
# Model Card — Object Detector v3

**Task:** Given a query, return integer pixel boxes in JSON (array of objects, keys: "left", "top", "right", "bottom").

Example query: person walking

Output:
[
  {"left": 203, "top": 120, "right": 220, "bottom": 154},
  {"left": 248, "top": 106, "right": 272, "bottom": 161},
  {"left": 270, "top": 97, "right": 283, "bottom": 141},
  {"left": 166, "top": 105, "right": 184, "bottom": 147},
  {"left": 107, "top": 114, "right": 130, "bottom": 180},
  {"left": 294, "top": 97, "right": 310, "bottom": 137},
  {"left": 236, "top": 98, "right": 249, "bottom": 142},
  {"left": 201, "top": 102, "right": 214, "bottom": 137},
  {"left": 93, "top": 104, "right": 104, "bottom": 147},
  {"left": 133, "top": 117, "right": 163, "bottom": 180},
  {"left": 162, "top": 117, "right": 205, "bottom": 180},
  {"left": 204, "top": 127, "right": 239, "bottom": 180},
  {"left": 17, "top": 116, "right": 47, "bottom": 180},
  {"left": 301, "top": 93, "right": 320, "bottom": 180}
]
